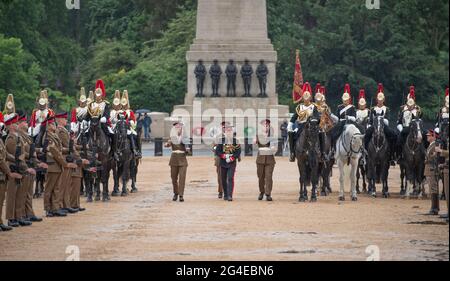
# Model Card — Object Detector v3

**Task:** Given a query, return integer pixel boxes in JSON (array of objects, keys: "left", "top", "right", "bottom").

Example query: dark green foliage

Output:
[{"left": 0, "top": 0, "right": 448, "bottom": 119}]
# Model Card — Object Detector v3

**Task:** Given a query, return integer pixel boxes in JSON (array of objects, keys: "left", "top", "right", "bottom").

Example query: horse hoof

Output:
[
  {"left": 131, "top": 188, "right": 138, "bottom": 193},
  {"left": 320, "top": 191, "right": 327, "bottom": 197},
  {"left": 339, "top": 196, "right": 345, "bottom": 202},
  {"left": 87, "top": 197, "right": 93, "bottom": 203},
  {"left": 299, "top": 197, "right": 306, "bottom": 202},
  {"left": 95, "top": 196, "right": 101, "bottom": 202},
  {"left": 310, "top": 197, "right": 317, "bottom": 203},
  {"left": 121, "top": 192, "right": 128, "bottom": 197},
  {"left": 352, "top": 197, "right": 358, "bottom": 202},
  {"left": 371, "top": 192, "right": 377, "bottom": 198},
  {"left": 111, "top": 191, "right": 120, "bottom": 197},
  {"left": 383, "top": 193, "right": 390, "bottom": 198},
  {"left": 400, "top": 190, "right": 406, "bottom": 196}
]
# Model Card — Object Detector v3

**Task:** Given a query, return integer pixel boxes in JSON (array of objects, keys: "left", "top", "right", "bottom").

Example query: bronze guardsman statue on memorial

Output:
[
  {"left": 256, "top": 59, "right": 268, "bottom": 97},
  {"left": 241, "top": 59, "right": 253, "bottom": 97},
  {"left": 209, "top": 60, "right": 222, "bottom": 97},
  {"left": 194, "top": 60, "right": 207, "bottom": 97},
  {"left": 226, "top": 59, "right": 238, "bottom": 97}
]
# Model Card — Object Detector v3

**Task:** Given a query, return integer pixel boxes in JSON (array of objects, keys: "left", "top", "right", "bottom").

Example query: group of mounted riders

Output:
[
  {"left": 0, "top": 79, "right": 142, "bottom": 232},
  {"left": 287, "top": 82, "right": 449, "bottom": 204}
]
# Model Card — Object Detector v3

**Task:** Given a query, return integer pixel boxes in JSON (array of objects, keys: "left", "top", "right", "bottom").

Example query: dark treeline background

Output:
[{"left": 0, "top": 0, "right": 448, "bottom": 120}]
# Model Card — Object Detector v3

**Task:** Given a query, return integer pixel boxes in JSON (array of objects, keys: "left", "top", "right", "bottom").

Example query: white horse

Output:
[{"left": 335, "top": 124, "right": 365, "bottom": 201}]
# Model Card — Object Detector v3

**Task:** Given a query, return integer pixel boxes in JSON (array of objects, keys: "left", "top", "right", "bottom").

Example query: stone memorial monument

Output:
[{"left": 167, "top": 0, "right": 289, "bottom": 140}]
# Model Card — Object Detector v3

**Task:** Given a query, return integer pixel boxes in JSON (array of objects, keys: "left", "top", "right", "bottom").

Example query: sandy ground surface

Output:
[{"left": 0, "top": 156, "right": 448, "bottom": 261}]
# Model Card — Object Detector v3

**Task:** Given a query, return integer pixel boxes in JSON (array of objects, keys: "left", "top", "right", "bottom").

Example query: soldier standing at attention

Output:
[
  {"left": 5, "top": 115, "right": 35, "bottom": 227},
  {"left": 165, "top": 121, "right": 190, "bottom": 202},
  {"left": 68, "top": 132, "right": 89, "bottom": 213},
  {"left": 424, "top": 129, "right": 440, "bottom": 216},
  {"left": 44, "top": 117, "right": 77, "bottom": 217},
  {"left": 17, "top": 115, "right": 46, "bottom": 222},
  {"left": 255, "top": 119, "right": 277, "bottom": 201},
  {"left": 216, "top": 124, "right": 241, "bottom": 202},
  {"left": 56, "top": 113, "right": 78, "bottom": 214},
  {"left": 1, "top": 118, "right": 22, "bottom": 232}
]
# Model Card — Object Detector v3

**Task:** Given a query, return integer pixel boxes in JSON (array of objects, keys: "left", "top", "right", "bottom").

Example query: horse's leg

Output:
[
  {"left": 94, "top": 176, "right": 101, "bottom": 201},
  {"left": 356, "top": 165, "right": 361, "bottom": 194},
  {"left": 362, "top": 164, "right": 367, "bottom": 193},
  {"left": 102, "top": 160, "right": 111, "bottom": 202},
  {"left": 131, "top": 159, "right": 138, "bottom": 193},
  {"left": 121, "top": 161, "right": 129, "bottom": 196},
  {"left": 350, "top": 159, "right": 358, "bottom": 201},
  {"left": 112, "top": 160, "right": 120, "bottom": 196},
  {"left": 338, "top": 159, "right": 345, "bottom": 201}
]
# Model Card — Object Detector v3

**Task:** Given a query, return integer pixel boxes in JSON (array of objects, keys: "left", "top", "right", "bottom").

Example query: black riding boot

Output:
[
  {"left": 319, "top": 132, "right": 327, "bottom": 161},
  {"left": 130, "top": 135, "right": 142, "bottom": 159},
  {"left": 288, "top": 132, "right": 296, "bottom": 162}
]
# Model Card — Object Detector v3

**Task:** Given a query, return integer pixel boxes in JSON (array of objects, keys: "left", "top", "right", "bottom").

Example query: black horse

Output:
[
  {"left": 400, "top": 118, "right": 426, "bottom": 198},
  {"left": 88, "top": 116, "right": 113, "bottom": 202},
  {"left": 111, "top": 115, "right": 132, "bottom": 196},
  {"left": 296, "top": 117, "right": 321, "bottom": 202},
  {"left": 367, "top": 115, "right": 391, "bottom": 198}
]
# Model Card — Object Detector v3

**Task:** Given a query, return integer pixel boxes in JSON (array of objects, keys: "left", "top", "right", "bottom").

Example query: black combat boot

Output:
[
  {"left": 173, "top": 194, "right": 178, "bottom": 201},
  {"left": 130, "top": 135, "right": 142, "bottom": 159},
  {"left": 28, "top": 216, "right": 43, "bottom": 222},
  {"left": 258, "top": 193, "right": 264, "bottom": 201},
  {"left": 7, "top": 220, "right": 19, "bottom": 227},
  {"left": 0, "top": 223, "right": 13, "bottom": 231},
  {"left": 426, "top": 194, "right": 440, "bottom": 215}
]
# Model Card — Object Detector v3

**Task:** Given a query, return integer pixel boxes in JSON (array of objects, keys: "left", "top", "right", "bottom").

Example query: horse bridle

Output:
[
  {"left": 406, "top": 119, "right": 422, "bottom": 155},
  {"left": 341, "top": 129, "right": 364, "bottom": 157},
  {"left": 371, "top": 116, "right": 386, "bottom": 153}
]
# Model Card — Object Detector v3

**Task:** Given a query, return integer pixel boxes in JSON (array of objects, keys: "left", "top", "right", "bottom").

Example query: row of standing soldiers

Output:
[{"left": 0, "top": 79, "right": 141, "bottom": 232}]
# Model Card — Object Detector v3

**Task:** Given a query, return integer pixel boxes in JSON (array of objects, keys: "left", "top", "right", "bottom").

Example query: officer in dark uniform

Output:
[{"left": 216, "top": 124, "right": 241, "bottom": 201}]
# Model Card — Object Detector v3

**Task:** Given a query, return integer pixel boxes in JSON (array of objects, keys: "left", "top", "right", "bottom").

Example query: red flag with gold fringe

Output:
[{"left": 292, "top": 49, "right": 304, "bottom": 103}]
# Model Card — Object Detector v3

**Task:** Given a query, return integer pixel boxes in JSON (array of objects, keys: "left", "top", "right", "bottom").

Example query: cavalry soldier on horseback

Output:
[
  {"left": 109, "top": 90, "right": 122, "bottom": 132},
  {"left": 255, "top": 119, "right": 277, "bottom": 201},
  {"left": 29, "top": 90, "right": 55, "bottom": 138},
  {"left": 314, "top": 84, "right": 331, "bottom": 161},
  {"left": 288, "top": 82, "right": 320, "bottom": 162},
  {"left": 364, "top": 84, "right": 398, "bottom": 165},
  {"left": 120, "top": 90, "right": 141, "bottom": 159},
  {"left": 436, "top": 88, "right": 449, "bottom": 129},
  {"left": 3, "top": 94, "right": 18, "bottom": 126},
  {"left": 397, "top": 86, "right": 422, "bottom": 148},
  {"left": 356, "top": 89, "right": 370, "bottom": 126},
  {"left": 330, "top": 84, "right": 361, "bottom": 151},
  {"left": 70, "top": 87, "right": 90, "bottom": 135},
  {"left": 87, "top": 79, "right": 111, "bottom": 136}
]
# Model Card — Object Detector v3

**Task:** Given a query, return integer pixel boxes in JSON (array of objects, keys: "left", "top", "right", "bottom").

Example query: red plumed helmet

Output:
[
  {"left": 321, "top": 86, "right": 326, "bottom": 96},
  {"left": 378, "top": 83, "right": 384, "bottom": 93},
  {"left": 95, "top": 79, "right": 106, "bottom": 98},
  {"left": 359, "top": 89, "right": 366, "bottom": 100},
  {"left": 446, "top": 88, "right": 449, "bottom": 97},
  {"left": 315, "top": 83, "right": 322, "bottom": 94},
  {"left": 342, "top": 83, "right": 352, "bottom": 102},
  {"left": 303, "top": 82, "right": 312, "bottom": 93},
  {"left": 408, "top": 86, "right": 416, "bottom": 100}
]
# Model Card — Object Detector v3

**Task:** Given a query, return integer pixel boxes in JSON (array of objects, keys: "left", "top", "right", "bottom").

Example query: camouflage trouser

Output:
[{"left": 427, "top": 173, "right": 439, "bottom": 195}]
